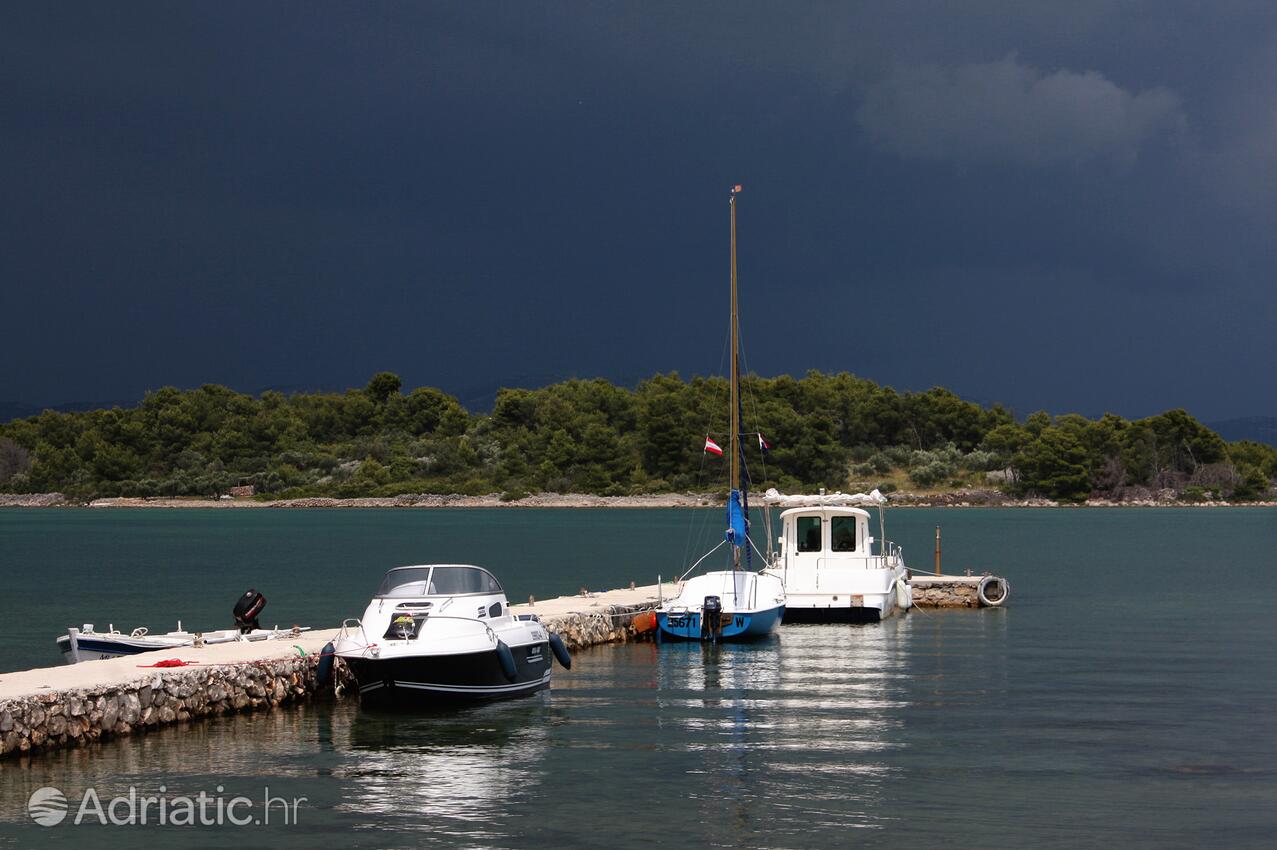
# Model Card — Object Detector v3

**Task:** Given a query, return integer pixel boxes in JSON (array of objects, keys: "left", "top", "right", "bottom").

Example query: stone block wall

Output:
[
  {"left": 541, "top": 603, "right": 657, "bottom": 651},
  {"left": 0, "top": 656, "right": 318, "bottom": 759}
]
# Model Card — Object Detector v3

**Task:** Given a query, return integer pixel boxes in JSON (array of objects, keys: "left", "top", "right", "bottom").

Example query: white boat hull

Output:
[{"left": 57, "top": 626, "right": 307, "bottom": 664}]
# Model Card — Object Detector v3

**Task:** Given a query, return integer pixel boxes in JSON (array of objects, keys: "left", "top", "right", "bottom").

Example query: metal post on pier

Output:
[{"left": 934, "top": 526, "right": 942, "bottom": 576}]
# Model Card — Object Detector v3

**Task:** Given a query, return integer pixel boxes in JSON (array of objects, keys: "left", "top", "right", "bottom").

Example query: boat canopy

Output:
[
  {"left": 762, "top": 488, "right": 887, "bottom": 507},
  {"left": 375, "top": 565, "right": 504, "bottom": 598}
]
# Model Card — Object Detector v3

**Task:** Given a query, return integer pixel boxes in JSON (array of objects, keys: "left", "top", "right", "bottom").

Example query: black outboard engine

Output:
[
  {"left": 233, "top": 589, "right": 267, "bottom": 634},
  {"left": 701, "top": 595, "right": 723, "bottom": 642}
]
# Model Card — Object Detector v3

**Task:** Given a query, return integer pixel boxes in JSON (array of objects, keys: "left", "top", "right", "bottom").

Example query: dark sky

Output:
[{"left": 3, "top": 3, "right": 1275, "bottom": 420}]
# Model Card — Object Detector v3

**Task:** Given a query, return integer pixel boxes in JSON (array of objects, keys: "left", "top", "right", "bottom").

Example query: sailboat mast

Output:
[
  {"left": 729, "top": 188, "right": 740, "bottom": 496},
  {"left": 729, "top": 185, "right": 741, "bottom": 570}
]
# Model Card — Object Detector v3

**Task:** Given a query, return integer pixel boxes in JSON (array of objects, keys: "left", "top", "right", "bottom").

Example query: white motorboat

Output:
[
  {"left": 57, "top": 623, "right": 308, "bottom": 663},
  {"left": 760, "top": 488, "right": 913, "bottom": 622},
  {"left": 332, "top": 564, "right": 572, "bottom": 707},
  {"left": 56, "top": 589, "right": 309, "bottom": 663}
]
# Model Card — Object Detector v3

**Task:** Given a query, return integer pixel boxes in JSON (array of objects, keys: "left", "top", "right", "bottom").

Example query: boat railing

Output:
[
  {"left": 339, "top": 618, "right": 369, "bottom": 642},
  {"left": 865, "top": 541, "right": 905, "bottom": 571}
]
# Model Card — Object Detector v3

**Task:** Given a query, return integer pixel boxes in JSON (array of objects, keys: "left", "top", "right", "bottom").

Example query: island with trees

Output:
[{"left": 1, "top": 371, "right": 1274, "bottom": 507}]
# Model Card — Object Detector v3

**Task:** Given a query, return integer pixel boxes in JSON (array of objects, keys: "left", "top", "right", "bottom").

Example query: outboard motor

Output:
[
  {"left": 233, "top": 589, "right": 267, "bottom": 634},
  {"left": 701, "top": 595, "right": 723, "bottom": 642}
]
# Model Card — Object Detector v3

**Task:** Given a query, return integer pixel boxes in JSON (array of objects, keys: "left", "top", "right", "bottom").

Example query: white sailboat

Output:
[{"left": 656, "top": 186, "right": 786, "bottom": 642}]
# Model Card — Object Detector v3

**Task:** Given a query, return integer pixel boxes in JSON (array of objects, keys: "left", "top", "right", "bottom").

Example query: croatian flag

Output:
[
  {"left": 704, "top": 437, "right": 724, "bottom": 456},
  {"left": 758, "top": 433, "right": 771, "bottom": 452}
]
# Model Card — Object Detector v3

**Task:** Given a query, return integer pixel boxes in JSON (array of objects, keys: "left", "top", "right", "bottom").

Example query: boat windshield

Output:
[
  {"left": 376, "top": 568, "right": 433, "bottom": 598},
  {"left": 431, "top": 566, "right": 503, "bottom": 595},
  {"left": 375, "top": 566, "right": 503, "bottom": 598}
]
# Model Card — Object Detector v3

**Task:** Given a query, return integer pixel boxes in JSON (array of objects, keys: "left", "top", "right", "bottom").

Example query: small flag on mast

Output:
[
  {"left": 758, "top": 433, "right": 771, "bottom": 452},
  {"left": 704, "top": 436, "right": 724, "bottom": 456}
]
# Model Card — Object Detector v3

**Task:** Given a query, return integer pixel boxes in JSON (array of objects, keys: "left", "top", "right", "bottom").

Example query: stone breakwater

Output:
[
  {"left": 909, "top": 575, "right": 1009, "bottom": 608},
  {"left": 0, "top": 655, "right": 318, "bottom": 759},
  {"left": 539, "top": 603, "right": 658, "bottom": 651}
]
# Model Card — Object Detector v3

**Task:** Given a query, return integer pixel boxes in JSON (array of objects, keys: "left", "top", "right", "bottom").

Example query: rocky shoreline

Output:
[{"left": 2, "top": 490, "right": 1274, "bottom": 509}]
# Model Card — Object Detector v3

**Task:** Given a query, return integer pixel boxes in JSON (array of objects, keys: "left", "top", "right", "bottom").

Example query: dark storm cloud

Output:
[{"left": 1, "top": 2, "right": 1275, "bottom": 419}]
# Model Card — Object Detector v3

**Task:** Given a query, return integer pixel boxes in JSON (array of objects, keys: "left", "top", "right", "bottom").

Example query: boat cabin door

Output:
[{"left": 791, "top": 513, "right": 826, "bottom": 588}]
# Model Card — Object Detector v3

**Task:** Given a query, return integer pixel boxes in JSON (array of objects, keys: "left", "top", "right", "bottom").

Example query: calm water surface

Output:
[{"left": 0, "top": 507, "right": 1275, "bottom": 848}]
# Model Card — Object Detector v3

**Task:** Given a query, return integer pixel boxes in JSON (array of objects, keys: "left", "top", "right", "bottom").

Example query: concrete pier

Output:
[
  {"left": 0, "top": 630, "right": 339, "bottom": 759},
  {"left": 910, "top": 574, "right": 1011, "bottom": 608},
  {"left": 0, "top": 583, "right": 674, "bottom": 760},
  {"left": 0, "top": 576, "right": 1007, "bottom": 760}
]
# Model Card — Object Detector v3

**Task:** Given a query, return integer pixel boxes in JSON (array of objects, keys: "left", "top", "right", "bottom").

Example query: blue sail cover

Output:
[{"left": 725, "top": 489, "right": 748, "bottom": 545}]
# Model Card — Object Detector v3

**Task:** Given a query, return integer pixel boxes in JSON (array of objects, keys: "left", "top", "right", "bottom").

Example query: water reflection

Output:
[
  {"left": 0, "top": 620, "right": 923, "bottom": 848},
  {"left": 330, "top": 698, "right": 553, "bottom": 842},
  {"left": 0, "top": 702, "right": 342, "bottom": 824},
  {"left": 642, "top": 623, "right": 913, "bottom": 842}
]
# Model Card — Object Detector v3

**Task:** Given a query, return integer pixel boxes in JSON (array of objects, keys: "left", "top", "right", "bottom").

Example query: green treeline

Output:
[{"left": 0, "top": 371, "right": 1273, "bottom": 503}]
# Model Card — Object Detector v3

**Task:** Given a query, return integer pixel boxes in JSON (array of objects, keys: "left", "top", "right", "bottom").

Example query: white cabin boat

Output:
[
  {"left": 332, "top": 564, "right": 572, "bottom": 706},
  {"left": 760, "top": 488, "right": 912, "bottom": 623}
]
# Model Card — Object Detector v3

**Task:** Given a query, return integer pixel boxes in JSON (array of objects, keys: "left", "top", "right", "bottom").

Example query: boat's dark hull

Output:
[
  {"left": 781, "top": 605, "right": 883, "bottom": 624},
  {"left": 343, "top": 643, "right": 552, "bottom": 707}
]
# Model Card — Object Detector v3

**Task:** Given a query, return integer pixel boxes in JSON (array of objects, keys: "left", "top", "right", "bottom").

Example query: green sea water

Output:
[{"left": 1, "top": 507, "right": 1275, "bottom": 848}]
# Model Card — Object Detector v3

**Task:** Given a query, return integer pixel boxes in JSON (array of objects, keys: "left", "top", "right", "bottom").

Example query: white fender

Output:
[{"left": 896, "top": 576, "right": 913, "bottom": 611}]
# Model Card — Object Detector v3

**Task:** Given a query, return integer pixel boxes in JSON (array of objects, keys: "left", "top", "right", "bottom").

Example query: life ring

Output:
[{"left": 977, "top": 575, "right": 1009, "bottom": 607}]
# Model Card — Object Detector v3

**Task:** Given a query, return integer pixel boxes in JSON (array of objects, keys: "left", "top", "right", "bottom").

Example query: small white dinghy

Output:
[{"left": 55, "top": 589, "right": 309, "bottom": 663}]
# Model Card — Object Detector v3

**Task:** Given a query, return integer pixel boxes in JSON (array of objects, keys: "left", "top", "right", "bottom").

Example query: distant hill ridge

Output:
[
  {"left": 0, "top": 400, "right": 136, "bottom": 423},
  {"left": 8, "top": 395, "right": 1275, "bottom": 448},
  {"left": 1206, "top": 416, "right": 1277, "bottom": 448}
]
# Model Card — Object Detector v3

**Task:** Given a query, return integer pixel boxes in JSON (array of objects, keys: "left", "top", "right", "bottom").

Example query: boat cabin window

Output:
[
  {"left": 377, "top": 568, "right": 434, "bottom": 597},
  {"left": 831, "top": 516, "right": 857, "bottom": 552},
  {"left": 429, "top": 566, "right": 503, "bottom": 595},
  {"left": 796, "top": 516, "right": 822, "bottom": 552},
  {"left": 376, "top": 566, "right": 503, "bottom": 597}
]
